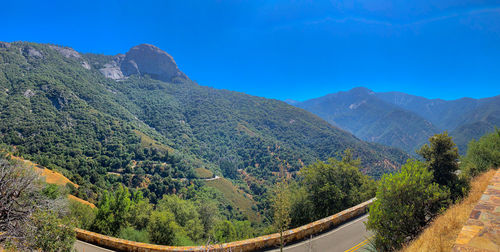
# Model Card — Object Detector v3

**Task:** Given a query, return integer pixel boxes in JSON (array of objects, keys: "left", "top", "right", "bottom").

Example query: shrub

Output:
[
  {"left": 366, "top": 160, "right": 449, "bottom": 251},
  {"left": 461, "top": 128, "right": 500, "bottom": 177}
]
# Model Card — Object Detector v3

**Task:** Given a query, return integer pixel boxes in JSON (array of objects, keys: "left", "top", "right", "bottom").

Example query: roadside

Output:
[{"left": 402, "top": 169, "right": 497, "bottom": 252}]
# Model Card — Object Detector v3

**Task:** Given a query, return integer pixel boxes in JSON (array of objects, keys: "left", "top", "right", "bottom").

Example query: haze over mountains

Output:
[{"left": 294, "top": 87, "right": 500, "bottom": 154}]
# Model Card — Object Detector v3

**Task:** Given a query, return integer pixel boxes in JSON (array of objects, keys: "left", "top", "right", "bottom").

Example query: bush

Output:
[
  {"left": 366, "top": 160, "right": 449, "bottom": 251},
  {"left": 462, "top": 128, "right": 500, "bottom": 177},
  {"left": 300, "top": 150, "right": 376, "bottom": 220},
  {"left": 147, "top": 210, "right": 181, "bottom": 245},
  {"left": 213, "top": 220, "right": 237, "bottom": 243},
  {"left": 69, "top": 200, "right": 97, "bottom": 229},
  {"left": 27, "top": 210, "right": 76, "bottom": 252},
  {"left": 119, "top": 226, "right": 149, "bottom": 243}
]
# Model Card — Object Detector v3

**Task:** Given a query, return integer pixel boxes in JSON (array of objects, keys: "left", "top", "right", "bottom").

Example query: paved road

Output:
[
  {"left": 74, "top": 240, "right": 114, "bottom": 252},
  {"left": 267, "top": 214, "right": 372, "bottom": 252},
  {"left": 74, "top": 214, "right": 372, "bottom": 252}
]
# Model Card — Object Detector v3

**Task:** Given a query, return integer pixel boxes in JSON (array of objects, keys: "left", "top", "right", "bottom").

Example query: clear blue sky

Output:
[{"left": 3, "top": 0, "right": 500, "bottom": 101}]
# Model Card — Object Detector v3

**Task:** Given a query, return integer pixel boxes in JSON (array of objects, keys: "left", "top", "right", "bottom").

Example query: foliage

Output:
[
  {"left": 417, "top": 132, "right": 459, "bottom": 187},
  {"left": 147, "top": 210, "right": 182, "bottom": 245},
  {"left": 461, "top": 128, "right": 500, "bottom": 177},
  {"left": 0, "top": 157, "right": 75, "bottom": 251},
  {"left": 213, "top": 220, "right": 237, "bottom": 243},
  {"left": 272, "top": 175, "right": 291, "bottom": 251},
  {"left": 69, "top": 200, "right": 96, "bottom": 229},
  {"left": 366, "top": 160, "right": 449, "bottom": 251},
  {"left": 27, "top": 210, "right": 76, "bottom": 252},
  {"left": 299, "top": 150, "right": 376, "bottom": 221},
  {"left": 288, "top": 182, "right": 314, "bottom": 227},
  {"left": 91, "top": 184, "right": 131, "bottom": 236},
  {"left": 157, "top": 194, "right": 204, "bottom": 242},
  {"left": 119, "top": 226, "right": 150, "bottom": 243}
]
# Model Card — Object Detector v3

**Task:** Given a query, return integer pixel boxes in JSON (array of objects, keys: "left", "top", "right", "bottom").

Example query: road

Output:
[
  {"left": 74, "top": 240, "right": 114, "bottom": 252},
  {"left": 267, "top": 214, "right": 372, "bottom": 252},
  {"left": 74, "top": 214, "right": 371, "bottom": 252}
]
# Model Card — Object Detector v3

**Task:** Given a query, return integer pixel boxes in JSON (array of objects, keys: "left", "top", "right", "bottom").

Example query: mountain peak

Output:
[
  {"left": 348, "top": 87, "right": 374, "bottom": 95},
  {"left": 120, "top": 44, "right": 187, "bottom": 82}
]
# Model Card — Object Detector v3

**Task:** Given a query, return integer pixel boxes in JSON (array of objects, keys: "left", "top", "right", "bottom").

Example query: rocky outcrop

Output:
[
  {"left": 98, "top": 44, "right": 187, "bottom": 82},
  {"left": 120, "top": 44, "right": 187, "bottom": 82},
  {"left": 99, "top": 54, "right": 125, "bottom": 80},
  {"left": 23, "top": 46, "right": 42, "bottom": 58},
  {"left": 49, "top": 45, "right": 91, "bottom": 70},
  {"left": 49, "top": 45, "right": 81, "bottom": 59}
]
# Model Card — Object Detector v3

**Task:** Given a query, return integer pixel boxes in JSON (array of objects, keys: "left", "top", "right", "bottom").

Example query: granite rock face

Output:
[
  {"left": 49, "top": 45, "right": 91, "bottom": 70},
  {"left": 99, "top": 54, "right": 126, "bottom": 80},
  {"left": 49, "top": 45, "right": 82, "bottom": 59},
  {"left": 120, "top": 44, "right": 187, "bottom": 82}
]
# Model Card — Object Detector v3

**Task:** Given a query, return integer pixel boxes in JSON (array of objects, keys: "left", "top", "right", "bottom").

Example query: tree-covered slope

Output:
[
  {"left": 296, "top": 87, "right": 439, "bottom": 153},
  {"left": 0, "top": 41, "right": 409, "bottom": 209},
  {"left": 296, "top": 87, "right": 500, "bottom": 155},
  {"left": 376, "top": 91, "right": 500, "bottom": 153}
]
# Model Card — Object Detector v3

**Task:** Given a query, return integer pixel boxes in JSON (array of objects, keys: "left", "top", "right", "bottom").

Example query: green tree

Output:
[
  {"left": 417, "top": 132, "right": 459, "bottom": 189},
  {"left": 127, "top": 190, "right": 153, "bottom": 230},
  {"left": 91, "top": 185, "right": 132, "bottom": 235},
  {"left": 156, "top": 194, "right": 204, "bottom": 242},
  {"left": 27, "top": 210, "right": 76, "bottom": 252},
  {"left": 462, "top": 128, "right": 500, "bottom": 177},
  {"left": 366, "top": 160, "right": 449, "bottom": 251},
  {"left": 289, "top": 182, "right": 314, "bottom": 227},
  {"left": 301, "top": 150, "right": 376, "bottom": 219},
  {"left": 272, "top": 177, "right": 291, "bottom": 252},
  {"left": 147, "top": 210, "right": 180, "bottom": 245},
  {"left": 69, "top": 200, "right": 97, "bottom": 229},
  {"left": 213, "top": 220, "right": 236, "bottom": 243}
]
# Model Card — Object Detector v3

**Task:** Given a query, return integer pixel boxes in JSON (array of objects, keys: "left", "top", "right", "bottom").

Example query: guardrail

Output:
[{"left": 76, "top": 198, "right": 374, "bottom": 252}]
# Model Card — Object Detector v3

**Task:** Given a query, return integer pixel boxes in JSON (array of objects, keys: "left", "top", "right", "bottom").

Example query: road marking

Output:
[
  {"left": 344, "top": 235, "right": 374, "bottom": 252},
  {"left": 276, "top": 215, "right": 369, "bottom": 251}
]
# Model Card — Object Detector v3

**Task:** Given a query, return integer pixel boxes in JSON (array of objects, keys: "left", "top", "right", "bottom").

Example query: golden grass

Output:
[
  {"left": 204, "top": 177, "right": 260, "bottom": 222},
  {"left": 68, "top": 194, "right": 96, "bottom": 208},
  {"left": 401, "top": 169, "right": 497, "bottom": 252},
  {"left": 9, "top": 154, "right": 96, "bottom": 209},
  {"left": 10, "top": 155, "right": 78, "bottom": 188}
]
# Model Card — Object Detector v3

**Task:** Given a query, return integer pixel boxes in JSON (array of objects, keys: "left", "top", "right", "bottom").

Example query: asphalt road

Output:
[
  {"left": 74, "top": 240, "right": 114, "bottom": 252},
  {"left": 74, "top": 214, "right": 372, "bottom": 252},
  {"left": 267, "top": 214, "right": 372, "bottom": 252}
]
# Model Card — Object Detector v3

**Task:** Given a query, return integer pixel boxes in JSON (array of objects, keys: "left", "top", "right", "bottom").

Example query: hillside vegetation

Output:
[
  {"left": 0, "top": 42, "right": 407, "bottom": 206},
  {"left": 402, "top": 169, "right": 496, "bottom": 252},
  {"left": 296, "top": 87, "right": 500, "bottom": 154},
  {"left": 0, "top": 41, "right": 409, "bottom": 246},
  {"left": 367, "top": 129, "right": 500, "bottom": 251}
]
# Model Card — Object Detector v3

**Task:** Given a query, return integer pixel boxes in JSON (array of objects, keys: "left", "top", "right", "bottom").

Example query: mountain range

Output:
[
  {"left": 293, "top": 87, "right": 500, "bottom": 154},
  {"left": 0, "top": 41, "right": 409, "bottom": 216}
]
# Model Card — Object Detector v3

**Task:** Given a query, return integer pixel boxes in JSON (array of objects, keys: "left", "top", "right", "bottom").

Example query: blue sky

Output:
[{"left": 3, "top": 0, "right": 500, "bottom": 101}]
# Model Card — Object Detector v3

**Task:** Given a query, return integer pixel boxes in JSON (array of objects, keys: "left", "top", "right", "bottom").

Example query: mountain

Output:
[
  {"left": 296, "top": 87, "right": 440, "bottom": 153},
  {"left": 0, "top": 42, "right": 408, "bottom": 210},
  {"left": 295, "top": 87, "right": 500, "bottom": 154}
]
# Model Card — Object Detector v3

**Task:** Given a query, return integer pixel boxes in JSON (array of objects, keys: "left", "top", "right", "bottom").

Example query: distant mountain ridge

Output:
[{"left": 294, "top": 87, "right": 500, "bottom": 154}]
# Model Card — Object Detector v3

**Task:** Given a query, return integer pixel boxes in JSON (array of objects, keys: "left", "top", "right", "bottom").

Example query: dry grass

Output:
[
  {"left": 10, "top": 155, "right": 78, "bottom": 188},
  {"left": 402, "top": 169, "right": 497, "bottom": 252},
  {"left": 68, "top": 194, "right": 96, "bottom": 208}
]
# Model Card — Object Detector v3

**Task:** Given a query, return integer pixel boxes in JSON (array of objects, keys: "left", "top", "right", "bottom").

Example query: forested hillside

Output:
[
  {"left": 0, "top": 42, "right": 408, "bottom": 225},
  {"left": 296, "top": 87, "right": 440, "bottom": 153},
  {"left": 296, "top": 87, "right": 500, "bottom": 154}
]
